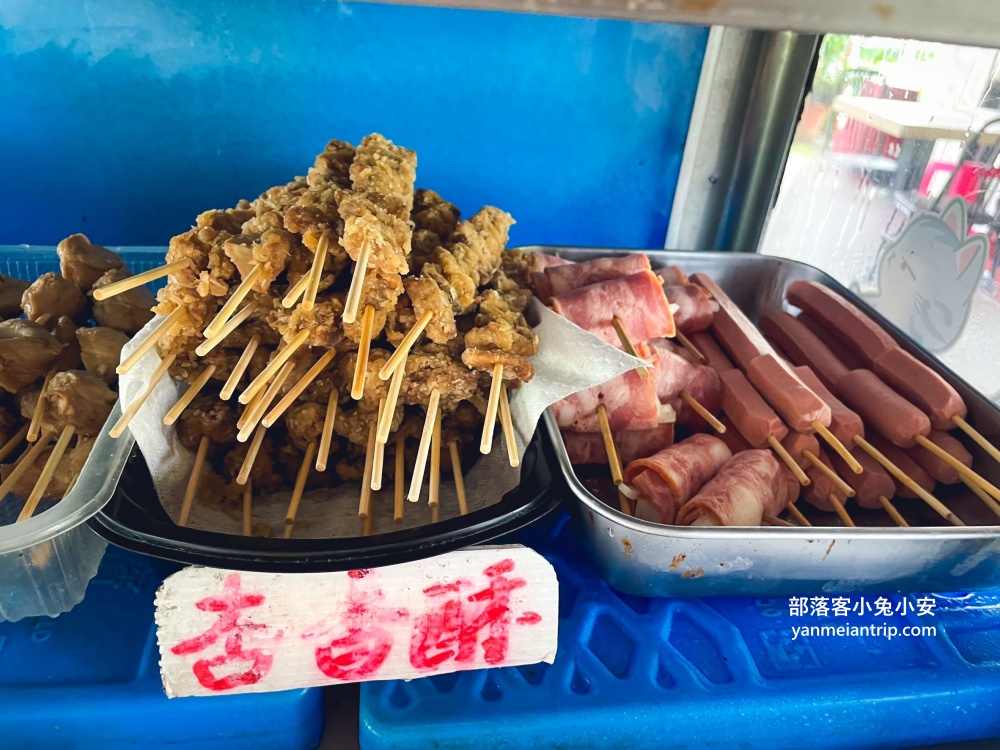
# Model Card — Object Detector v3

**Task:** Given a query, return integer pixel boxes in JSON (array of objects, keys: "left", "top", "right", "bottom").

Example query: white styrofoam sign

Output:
[{"left": 155, "top": 545, "right": 558, "bottom": 697}]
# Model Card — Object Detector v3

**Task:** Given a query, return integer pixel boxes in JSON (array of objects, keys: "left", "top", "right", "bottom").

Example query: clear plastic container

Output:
[{"left": 0, "top": 245, "right": 162, "bottom": 621}]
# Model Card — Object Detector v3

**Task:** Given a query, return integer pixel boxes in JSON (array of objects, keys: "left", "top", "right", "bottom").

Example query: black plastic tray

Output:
[{"left": 90, "top": 426, "right": 563, "bottom": 572}]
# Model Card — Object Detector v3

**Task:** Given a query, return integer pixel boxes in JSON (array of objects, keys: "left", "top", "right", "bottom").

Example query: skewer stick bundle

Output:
[
  {"left": 92, "top": 258, "right": 190, "bottom": 300},
  {"left": 117, "top": 306, "right": 183, "bottom": 376},
  {"left": 284, "top": 440, "right": 317, "bottom": 539},
  {"left": 237, "top": 387, "right": 265, "bottom": 430},
  {"left": 28, "top": 366, "right": 58, "bottom": 442},
  {"left": 611, "top": 316, "right": 648, "bottom": 378},
  {"left": 395, "top": 435, "right": 406, "bottom": 523},
  {"left": 952, "top": 415, "right": 1000, "bottom": 466},
  {"left": 316, "top": 388, "right": 339, "bottom": 472},
  {"left": 379, "top": 310, "right": 432, "bottom": 381},
  {"left": 596, "top": 403, "right": 623, "bottom": 485},
  {"left": 351, "top": 305, "right": 376, "bottom": 400},
  {"left": 813, "top": 421, "right": 862, "bottom": 474},
  {"left": 0, "top": 431, "right": 53, "bottom": 504},
  {"left": 302, "top": 230, "right": 330, "bottom": 312},
  {"left": 429, "top": 415, "right": 441, "bottom": 509},
  {"left": 913, "top": 434, "right": 1000, "bottom": 504},
  {"left": 878, "top": 495, "right": 909, "bottom": 527},
  {"left": 449, "top": 440, "right": 468, "bottom": 516},
  {"left": 766, "top": 435, "right": 810, "bottom": 486},
  {"left": 343, "top": 240, "right": 372, "bottom": 325},
  {"left": 220, "top": 334, "right": 260, "bottom": 401},
  {"left": 16, "top": 425, "right": 75, "bottom": 522},
  {"left": 679, "top": 390, "right": 725, "bottom": 433},
  {"left": 853, "top": 435, "right": 964, "bottom": 526},
  {"left": 178, "top": 436, "right": 210, "bottom": 527},
  {"left": 164, "top": 364, "right": 217, "bottom": 425},
  {"left": 480, "top": 363, "right": 504, "bottom": 454},
  {"left": 110, "top": 353, "right": 177, "bottom": 438},
  {"left": 195, "top": 303, "right": 257, "bottom": 356},
  {"left": 803, "top": 450, "right": 855, "bottom": 497},
  {"left": 203, "top": 264, "right": 264, "bottom": 338},
  {"left": 408, "top": 388, "right": 440, "bottom": 502},
  {"left": 499, "top": 384, "right": 519, "bottom": 469},
  {"left": 239, "top": 329, "right": 310, "bottom": 404},
  {"left": 263, "top": 349, "right": 337, "bottom": 428},
  {"left": 827, "top": 494, "right": 855, "bottom": 527}
]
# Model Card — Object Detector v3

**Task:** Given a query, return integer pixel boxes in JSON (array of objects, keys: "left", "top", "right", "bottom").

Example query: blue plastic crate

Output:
[
  {"left": 0, "top": 544, "right": 323, "bottom": 750},
  {"left": 360, "top": 513, "right": 1000, "bottom": 749}
]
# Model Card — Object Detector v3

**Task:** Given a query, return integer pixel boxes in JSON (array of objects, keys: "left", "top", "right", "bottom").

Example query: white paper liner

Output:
[{"left": 118, "top": 299, "right": 647, "bottom": 538}]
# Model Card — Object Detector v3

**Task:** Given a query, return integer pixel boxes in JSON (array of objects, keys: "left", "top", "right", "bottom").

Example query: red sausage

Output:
[
  {"left": 758, "top": 310, "right": 850, "bottom": 391},
  {"left": 802, "top": 450, "right": 838, "bottom": 512},
  {"left": 718, "top": 417, "right": 753, "bottom": 454},
  {"left": 867, "top": 434, "right": 935, "bottom": 499},
  {"left": 872, "top": 348, "right": 967, "bottom": 431},
  {"left": 793, "top": 366, "right": 864, "bottom": 446},
  {"left": 719, "top": 369, "right": 788, "bottom": 447},
  {"left": 906, "top": 430, "right": 972, "bottom": 485},
  {"left": 835, "top": 369, "right": 931, "bottom": 448},
  {"left": 692, "top": 272, "right": 773, "bottom": 371},
  {"left": 786, "top": 280, "right": 897, "bottom": 366},
  {"left": 781, "top": 430, "right": 821, "bottom": 470},
  {"left": 797, "top": 312, "right": 866, "bottom": 371},
  {"left": 746, "top": 354, "right": 831, "bottom": 432},
  {"left": 664, "top": 284, "right": 714, "bottom": 333},
  {"left": 829, "top": 449, "right": 895, "bottom": 510},
  {"left": 545, "top": 254, "right": 651, "bottom": 297},
  {"left": 689, "top": 331, "right": 735, "bottom": 373}
]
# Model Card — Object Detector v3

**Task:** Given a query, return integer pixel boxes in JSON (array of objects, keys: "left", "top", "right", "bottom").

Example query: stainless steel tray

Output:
[{"left": 529, "top": 246, "right": 1000, "bottom": 597}]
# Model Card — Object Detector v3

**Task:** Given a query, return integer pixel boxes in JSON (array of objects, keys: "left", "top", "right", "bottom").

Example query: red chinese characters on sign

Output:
[
  {"left": 410, "top": 559, "right": 542, "bottom": 670},
  {"left": 170, "top": 573, "right": 283, "bottom": 691},
  {"left": 301, "top": 569, "right": 408, "bottom": 681}
]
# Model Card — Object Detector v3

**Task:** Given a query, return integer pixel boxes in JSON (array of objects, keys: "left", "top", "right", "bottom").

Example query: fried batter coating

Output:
[
  {"left": 285, "top": 401, "right": 325, "bottom": 452},
  {"left": 410, "top": 189, "right": 460, "bottom": 270},
  {"left": 170, "top": 346, "right": 234, "bottom": 384},
  {"left": 462, "top": 348, "right": 534, "bottom": 383},
  {"left": 270, "top": 295, "right": 346, "bottom": 348},
  {"left": 403, "top": 276, "right": 456, "bottom": 344},
  {"left": 401, "top": 347, "right": 481, "bottom": 411},
  {"left": 176, "top": 395, "right": 239, "bottom": 449}
]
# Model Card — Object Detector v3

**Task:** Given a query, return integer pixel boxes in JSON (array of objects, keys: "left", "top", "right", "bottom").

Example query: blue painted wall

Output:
[{"left": 0, "top": 1, "right": 707, "bottom": 249}]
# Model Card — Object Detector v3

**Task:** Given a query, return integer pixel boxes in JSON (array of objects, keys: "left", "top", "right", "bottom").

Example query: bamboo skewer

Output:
[
  {"left": 395, "top": 435, "right": 406, "bottom": 523},
  {"left": 767, "top": 435, "right": 810, "bottom": 486},
  {"left": 480, "top": 363, "right": 504, "bottom": 454},
  {"left": 0, "top": 424, "right": 29, "bottom": 464},
  {"left": 237, "top": 387, "right": 265, "bottom": 430},
  {"left": 163, "top": 365, "right": 217, "bottom": 425},
  {"left": 952, "top": 415, "right": 1000, "bottom": 466},
  {"left": 242, "top": 480, "right": 253, "bottom": 536},
  {"left": 879, "top": 495, "right": 909, "bottom": 527},
  {"left": 239, "top": 330, "right": 310, "bottom": 404},
  {"left": 827, "top": 494, "right": 856, "bottom": 527},
  {"left": 813, "top": 421, "right": 862, "bottom": 474},
  {"left": 28, "top": 366, "right": 58, "bottom": 442},
  {"left": 237, "top": 425, "right": 267, "bottom": 485},
  {"left": 195, "top": 303, "right": 257, "bottom": 356},
  {"left": 377, "top": 354, "right": 407, "bottom": 444},
  {"left": 431, "top": 503, "right": 440, "bottom": 524},
  {"left": 372, "top": 398, "right": 387, "bottom": 491},
  {"left": 34, "top": 313, "right": 53, "bottom": 327},
  {"left": 498, "top": 384, "right": 519, "bottom": 469},
  {"left": 449, "top": 440, "right": 468, "bottom": 516},
  {"left": 365, "top": 495, "right": 376, "bottom": 536},
  {"left": 92, "top": 258, "right": 190, "bottom": 300},
  {"left": 281, "top": 273, "right": 311, "bottom": 309},
  {"left": 302, "top": 231, "right": 330, "bottom": 312},
  {"left": 596, "top": 403, "right": 623, "bottom": 485},
  {"left": 679, "top": 390, "right": 725, "bottom": 433},
  {"left": 316, "top": 388, "right": 339, "bottom": 472},
  {"left": 237, "top": 360, "right": 296, "bottom": 441},
  {"left": 674, "top": 330, "right": 706, "bottom": 363},
  {"left": 429, "top": 415, "right": 441, "bottom": 509},
  {"left": 913, "top": 434, "right": 1000, "bottom": 504},
  {"left": 611, "top": 316, "right": 648, "bottom": 378},
  {"left": 178, "top": 436, "right": 210, "bottom": 527},
  {"left": 379, "top": 310, "right": 433, "bottom": 380},
  {"left": 853, "top": 435, "right": 964, "bottom": 526},
  {"left": 220, "top": 334, "right": 260, "bottom": 401},
  {"left": 0, "top": 432, "right": 52, "bottom": 504},
  {"left": 408, "top": 388, "right": 440, "bottom": 502},
  {"left": 263, "top": 349, "right": 336, "bottom": 428},
  {"left": 16, "top": 425, "right": 75, "bottom": 522},
  {"left": 284, "top": 440, "right": 317, "bottom": 539},
  {"left": 803, "top": 450, "right": 855, "bottom": 497},
  {"left": 763, "top": 514, "right": 795, "bottom": 527},
  {"left": 351, "top": 305, "right": 376, "bottom": 399},
  {"left": 117, "top": 307, "right": 183, "bottom": 376},
  {"left": 204, "top": 264, "right": 264, "bottom": 338},
  {"left": 358, "top": 420, "right": 377, "bottom": 519},
  {"left": 961, "top": 477, "right": 1000, "bottom": 519},
  {"left": 786, "top": 502, "right": 812, "bottom": 527},
  {"left": 110, "top": 353, "right": 176, "bottom": 438},
  {"left": 343, "top": 240, "right": 372, "bottom": 325}
]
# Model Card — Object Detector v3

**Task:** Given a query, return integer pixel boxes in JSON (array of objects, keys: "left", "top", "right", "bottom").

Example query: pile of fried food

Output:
[
  {"left": 99, "top": 133, "right": 539, "bottom": 537},
  {"left": 0, "top": 236, "right": 152, "bottom": 522}
]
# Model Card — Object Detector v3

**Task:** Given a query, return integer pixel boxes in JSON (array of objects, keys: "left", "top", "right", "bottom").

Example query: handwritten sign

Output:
[{"left": 155, "top": 545, "right": 558, "bottom": 697}]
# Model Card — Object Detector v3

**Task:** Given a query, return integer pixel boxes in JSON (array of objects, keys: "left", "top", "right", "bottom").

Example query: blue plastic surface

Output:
[
  {"left": 360, "top": 513, "right": 1000, "bottom": 750},
  {"left": 0, "top": 544, "right": 323, "bottom": 750},
  {"left": 0, "top": 1, "right": 707, "bottom": 250}
]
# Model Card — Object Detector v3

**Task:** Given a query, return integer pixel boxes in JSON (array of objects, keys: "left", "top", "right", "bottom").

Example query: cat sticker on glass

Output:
[{"left": 852, "top": 197, "right": 989, "bottom": 353}]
